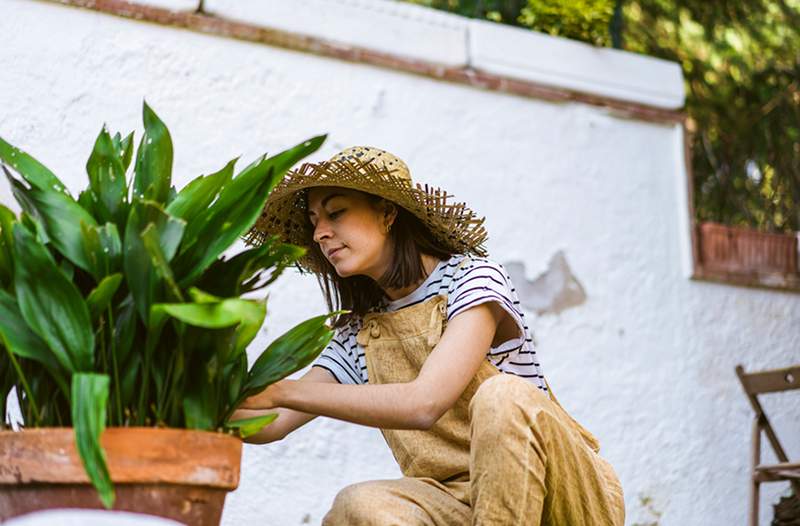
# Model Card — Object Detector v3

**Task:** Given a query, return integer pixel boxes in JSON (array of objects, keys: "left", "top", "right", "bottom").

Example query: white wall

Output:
[{"left": 1, "top": 1, "right": 797, "bottom": 524}]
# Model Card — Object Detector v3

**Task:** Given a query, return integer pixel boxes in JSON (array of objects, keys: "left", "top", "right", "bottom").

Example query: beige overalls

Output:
[{"left": 322, "top": 262, "right": 625, "bottom": 525}]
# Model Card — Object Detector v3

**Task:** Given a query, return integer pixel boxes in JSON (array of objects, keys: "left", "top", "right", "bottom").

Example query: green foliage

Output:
[
  {"left": 0, "top": 101, "right": 336, "bottom": 507},
  {"left": 518, "top": 0, "right": 615, "bottom": 46},
  {"left": 622, "top": 0, "right": 800, "bottom": 232},
  {"left": 402, "top": 0, "right": 800, "bottom": 232}
]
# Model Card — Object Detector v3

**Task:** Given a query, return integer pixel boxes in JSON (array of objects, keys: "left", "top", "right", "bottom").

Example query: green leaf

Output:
[
  {"left": 12, "top": 224, "right": 94, "bottom": 372},
  {"left": 0, "top": 136, "right": 66, "bottom": 193},
  {"left": 154, "top": 292, "right": 264, "bottom": 376},
  {"left": 71, "top": 373, "right": 114, "bottom": 509},
  {"left": 86, "top": 274, "right": 123, "bottom": 321},
  {"left": 113, "top": 296, "right": 138, "bottom": 368},
  {"left": 195, "top": 237, "right": 305, "bottom": 297},
  {"left": 174, "top": 135, "right": 325, "bottom": 286},
  {"left": 123, "top": 200, "right": 185, "bottom": 323},
  {"left": 182, "top": 362, "right": 215, "bottom": 430},
  {"left": 165, "top": 158, "right": 236, "bottom": 223},
  {"left": 225, "top": 352, "right": 248, "bottom": 407},
  {"left": 215, "top": 134, "right": 326, "bottom": 216},
  {"left": 81, "top": 222, "right": 122, "bottom": 280},
  {"left": 4, "top": 165, "right": 99, "bottom": 274},
  {"left": 225, "top": 413, "right": 278, "bottom": 439},
  {"left": 242, "top": 312, "right": 341, "bottom": 397},
  {"left": 0, "top": 289, "right": 69, "bottom": 395},
  {"left": 132, "top": 101, "right": 173, "bottom": 205},
  {"left": 154, "top": 295, "right": 265, "bottom": 333},
  {"left": 140, "top": 224, "right": 182, "bottom": 302},
  {"left": 86, "top": 126, "right": 128, "bottom": 224},
  {"left": 0, "top": 204, "right": 16, "bottom": 289},
  {"left": 113, "top": 132, "right": 135, "bottom": 173}
]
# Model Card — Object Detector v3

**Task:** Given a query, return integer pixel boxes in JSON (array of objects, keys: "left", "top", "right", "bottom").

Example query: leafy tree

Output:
[{"left": 404, "top": 0, "right": 800, "bottom": 232}]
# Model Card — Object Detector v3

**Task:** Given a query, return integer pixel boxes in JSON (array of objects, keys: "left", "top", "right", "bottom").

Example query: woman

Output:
[{"left": 236, "top": 146, "right": 625, "bottom": 525}]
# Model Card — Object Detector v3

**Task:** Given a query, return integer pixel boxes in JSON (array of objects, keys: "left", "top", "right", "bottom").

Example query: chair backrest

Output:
[
  {"left": 736, "top": 365, "right": 800, "bottom": 396},
  {"left": 736, "top": 364, "right": 800, "bottom": 467}
]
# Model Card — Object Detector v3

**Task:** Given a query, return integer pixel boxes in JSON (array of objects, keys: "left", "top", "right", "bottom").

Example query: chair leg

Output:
[
  {"left": 749, "top": 478, "right": 759, "bottom": 526},
  {"left": 749, "top": 417, "right": 761, "bottom": 526}
]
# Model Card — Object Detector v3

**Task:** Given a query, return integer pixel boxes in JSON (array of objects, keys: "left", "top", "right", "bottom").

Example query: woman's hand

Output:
[{"left": 238, "top": 380, "right": 291, "bottom": 410}]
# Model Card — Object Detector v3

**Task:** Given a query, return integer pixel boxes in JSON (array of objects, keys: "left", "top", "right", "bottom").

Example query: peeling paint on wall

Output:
[{"left": 504, "top": 250, "right": 587, "bottom": 315}]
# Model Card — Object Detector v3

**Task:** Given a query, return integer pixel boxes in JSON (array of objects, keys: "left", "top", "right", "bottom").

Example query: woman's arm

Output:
[
  {"left": 230, "top": 365, "right": 337, "bottom": 444},
  {"left": 240, "top": 302, "right": 506, "bottom": 430}
]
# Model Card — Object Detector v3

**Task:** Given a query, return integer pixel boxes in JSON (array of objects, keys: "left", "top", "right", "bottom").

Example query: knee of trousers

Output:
[
  {"left": 470, "top": 373, "right": 550, "bottom": 418},
  {"left": 322, "top": 481, "right": 388, "bottom": 525}
]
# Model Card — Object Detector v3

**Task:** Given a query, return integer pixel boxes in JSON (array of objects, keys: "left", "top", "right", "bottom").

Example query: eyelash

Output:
[{"left": 311, "top": 209, "right": 344, "bottom": 226}]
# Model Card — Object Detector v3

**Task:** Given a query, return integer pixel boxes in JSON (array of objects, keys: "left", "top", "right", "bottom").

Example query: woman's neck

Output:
[{"left": 382, "top": 254, "right": 442, "bottom": 301}]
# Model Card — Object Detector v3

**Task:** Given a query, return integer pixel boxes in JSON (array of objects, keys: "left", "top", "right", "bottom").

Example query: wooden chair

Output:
[{"left": 735, "top": 364, "right": 800, "bottom": 526}]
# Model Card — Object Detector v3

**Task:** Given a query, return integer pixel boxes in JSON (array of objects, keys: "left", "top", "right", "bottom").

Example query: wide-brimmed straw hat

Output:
[{"left": 244, "top": 146, "right": 488, "bottom": 273}]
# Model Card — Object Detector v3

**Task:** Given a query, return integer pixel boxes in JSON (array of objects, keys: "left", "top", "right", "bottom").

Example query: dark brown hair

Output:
[{"left": 301, "top": 189, "right": 453, "bottom": 329}]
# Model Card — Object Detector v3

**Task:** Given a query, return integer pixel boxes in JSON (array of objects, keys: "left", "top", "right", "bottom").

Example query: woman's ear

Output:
[{"left": 382, "top": 199, "right": 398, "bottom": 229}]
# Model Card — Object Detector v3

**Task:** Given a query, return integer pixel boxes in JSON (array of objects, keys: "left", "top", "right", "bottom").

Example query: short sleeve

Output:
[
  {"left": 447, "top": 258, "right": 527, "bottom": 354},
  {"left": 311, "top": 325, "right": 364, "bottom": 385}
]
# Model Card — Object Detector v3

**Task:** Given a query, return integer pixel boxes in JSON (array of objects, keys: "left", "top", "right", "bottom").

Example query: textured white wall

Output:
[{"left": 1, "top": 1, "right": 797, "bottom": 525}]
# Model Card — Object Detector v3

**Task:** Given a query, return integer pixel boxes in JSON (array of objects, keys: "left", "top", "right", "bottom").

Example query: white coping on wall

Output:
[
  {"left": 468, "top": 18, "right": 685, "bottom": 110},
  {"left": 205, "top": 0, "right": 470, "bottom": 66},
  {"left": 198, "top": 0, "right": 685, "bottom": 110}
]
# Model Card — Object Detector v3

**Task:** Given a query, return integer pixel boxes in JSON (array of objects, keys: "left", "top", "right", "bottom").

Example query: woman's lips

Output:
[{"left": 328, "top": 247, "right": 344, "bottom": 258}]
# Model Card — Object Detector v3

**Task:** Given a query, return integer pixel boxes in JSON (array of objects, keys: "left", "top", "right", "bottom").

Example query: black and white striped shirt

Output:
[{"left": 312, "top": 254, "right": 547, "bottom": 391}]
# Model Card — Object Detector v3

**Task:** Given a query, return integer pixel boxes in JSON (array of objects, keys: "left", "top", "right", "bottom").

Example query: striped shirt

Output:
[{"left": 312, "top": 253, "right": 547, "bottom": 391}]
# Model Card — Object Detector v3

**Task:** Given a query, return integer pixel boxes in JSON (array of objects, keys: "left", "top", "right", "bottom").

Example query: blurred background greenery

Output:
[{"left": 403, "top": 0, "right": 800, "bottom": 233}]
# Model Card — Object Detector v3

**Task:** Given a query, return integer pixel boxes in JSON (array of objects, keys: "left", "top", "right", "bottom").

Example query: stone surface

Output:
[{"left": 0, "top": 1, "right": 797, "bottom": 524}]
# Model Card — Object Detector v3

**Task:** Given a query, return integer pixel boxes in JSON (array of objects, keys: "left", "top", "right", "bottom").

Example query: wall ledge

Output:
[{"left": 36, "top": 0, "right": 686, "bottom": 124}]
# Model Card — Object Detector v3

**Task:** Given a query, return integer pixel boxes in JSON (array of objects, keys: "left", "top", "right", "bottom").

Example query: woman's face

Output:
[{"left": 306, "top": 186, "right": 397, "bottom": 280}]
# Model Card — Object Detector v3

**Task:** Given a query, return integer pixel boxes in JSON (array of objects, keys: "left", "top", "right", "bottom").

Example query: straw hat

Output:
[{"left": 244, "top": 146, "right": 488, "bottom": 273}]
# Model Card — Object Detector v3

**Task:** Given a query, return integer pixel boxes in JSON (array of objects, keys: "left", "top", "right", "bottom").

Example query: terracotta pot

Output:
[
  {"left": 0, "top": 427, "right": 242, "bottom": 525},
  {"left": 697, "top": 222, "right": 798, "bottom": 275}
]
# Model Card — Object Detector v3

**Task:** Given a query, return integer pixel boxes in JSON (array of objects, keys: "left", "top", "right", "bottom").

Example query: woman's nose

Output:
[{"left": 312, "top": 218, "right": 332, "bottom": 243}]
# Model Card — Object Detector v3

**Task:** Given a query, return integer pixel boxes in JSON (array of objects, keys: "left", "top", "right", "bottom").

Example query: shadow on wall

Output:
[{"left": 504, "top": 250, "right": 586, "bottom": 315}]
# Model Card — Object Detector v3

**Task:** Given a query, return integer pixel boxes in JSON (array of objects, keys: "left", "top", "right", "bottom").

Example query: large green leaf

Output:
[
  {"left": 132, "top": 101, "right": 173, "bottom": 205},
  {"left": 225, "top": 413, "right": 278, "bottom": 439},
  {"left": 180, "top": 327, "right": 223, "bottom": 430},
  {"left": 123, "top": 200, "right": 185, "bottom": 323},
  {"left": 240, "top": 313, "right": 339, "bottom": 402},
  {"left": 71, "top": 373, "right": 114, "bottom": 508},
  {"left": 141, "top": 224, "right": 182, "bottom": 302},
  {"left": 165, "top": 157, "right": 236, "bottom": 223},
  {"left": 173, "top": 174, "right": 276, "bottom": 286},
  {"left": 0, "top": 136, "right": 66, "bottom": 193},
  {"left": 195, "top": 237, "right": 305, "bottom": 297},
  {"left": 0, "top": 290, "right": 68, "bottom": 395},
  {"left": 214, "top": 134, "right": 326, "bottom": 216},
  {"left": 86, "top": 274, "right": 123, "bottom": 321},
  {"left": 113, "top": 132, "right": 135, "bottom": 173},
  {"left": 12, "top": 224, "right": 94, "bottom": 372},
  {"left": 0, "top": 204, "right": 16, "bottom": 289},
  {"left": 86, "top": 126, "right": 128, "bottom": 224},
  {"left": 154, "top": 294, "right": 265, "bottom": 331},
  {"left": 113, "top": 296, "right": 138, "bottom": 371},
  {"left": 81, "top": 222, "right": 122, "bottom": 281},
  {"left": 174, "top": 135, "right": 325, "bottom": 285},
  {"left": 154, "top": 290, "right": 265, "bottom": 363},
  {"left": 4, "top": 166, "right": 100, "bottom": 275}
]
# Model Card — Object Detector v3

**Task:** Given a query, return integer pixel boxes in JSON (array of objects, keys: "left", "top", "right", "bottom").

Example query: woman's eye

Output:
[{"left": 329, "top": 209, "right": 344, "bottom": 219}]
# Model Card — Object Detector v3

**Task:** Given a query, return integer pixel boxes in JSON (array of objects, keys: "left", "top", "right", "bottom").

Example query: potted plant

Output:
[{"left": 0, "top": 101, "right": 335, "bottom": 525}]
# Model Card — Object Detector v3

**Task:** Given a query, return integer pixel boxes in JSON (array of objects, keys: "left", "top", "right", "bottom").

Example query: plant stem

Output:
[
  {"left": 108, "top": 306, "right": 122, "bottom": 426},
  {"left": 6, "top": 348, "right": 41, "bottom": 424}
]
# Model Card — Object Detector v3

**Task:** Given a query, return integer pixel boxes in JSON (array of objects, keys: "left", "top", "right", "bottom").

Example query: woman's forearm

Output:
[{"left": 277, "top": 379, "right": 431, "bottom": 430}]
